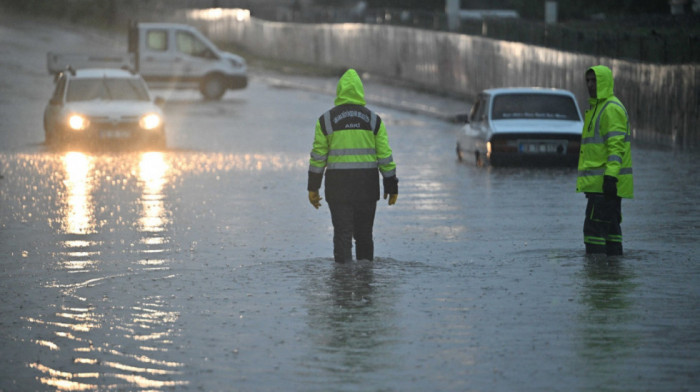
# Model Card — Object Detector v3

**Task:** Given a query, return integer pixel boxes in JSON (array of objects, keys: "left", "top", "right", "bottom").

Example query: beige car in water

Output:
[{"left": 456, "top": 87, "right": 583, "bottom": 167}]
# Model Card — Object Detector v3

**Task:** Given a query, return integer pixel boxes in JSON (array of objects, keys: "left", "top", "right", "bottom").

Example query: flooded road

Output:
[{"left": 1, "top": 14, "right": 699, "bottom": 391}]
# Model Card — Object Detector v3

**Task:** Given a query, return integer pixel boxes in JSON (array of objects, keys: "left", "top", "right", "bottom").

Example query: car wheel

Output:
[
  {"left": 200, "top": 74, "right": 226, "bottom": 101},
  {"left": 475, "top": 150, "right": 484, "bottom": 167},
  {"left": 44, "top": 120, "right": 54, "bottom": 145}
]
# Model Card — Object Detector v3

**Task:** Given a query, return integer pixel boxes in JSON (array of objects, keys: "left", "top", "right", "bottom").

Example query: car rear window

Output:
[
  {"left": 491, "top": 93, "right": 580, "bottom": 121},
  {"left": 66, "top": 78, "right": 150, "bottom": 102}
]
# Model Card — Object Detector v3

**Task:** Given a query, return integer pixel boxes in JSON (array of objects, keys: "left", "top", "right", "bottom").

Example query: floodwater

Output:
[{"left": 1, "top": 14, "right": 699, "bottom": 392}]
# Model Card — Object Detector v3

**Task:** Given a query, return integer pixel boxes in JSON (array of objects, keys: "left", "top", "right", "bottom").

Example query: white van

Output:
[{"left": 47, "top": 22, "right": 247, "bottom": 100}]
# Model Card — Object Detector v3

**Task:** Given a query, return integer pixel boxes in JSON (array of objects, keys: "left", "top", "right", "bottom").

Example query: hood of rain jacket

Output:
[
  {"left": 588, "top": 65, "right": 614, "bottom": 103},
  {"left": 334, "top": 69, "right": 366, "bottom": 106}
]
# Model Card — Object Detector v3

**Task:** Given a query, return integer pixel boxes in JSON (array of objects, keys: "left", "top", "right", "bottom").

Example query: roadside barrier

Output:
[{"left": 179, "top": 9, "right": 697, "bottom": 149}]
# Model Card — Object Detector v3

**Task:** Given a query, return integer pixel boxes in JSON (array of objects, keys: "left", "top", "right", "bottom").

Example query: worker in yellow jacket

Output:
[
  {"left": 576, "top": 65, "right": 633, "bottom": 256},
  {"left": 308, "top": 69, "right": 398, "bottom": 263}
]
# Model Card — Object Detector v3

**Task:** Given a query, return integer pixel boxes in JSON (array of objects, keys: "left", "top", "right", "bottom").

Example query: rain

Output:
[{"left": 1, "top": 1, "right": 699, "bottom": 391}]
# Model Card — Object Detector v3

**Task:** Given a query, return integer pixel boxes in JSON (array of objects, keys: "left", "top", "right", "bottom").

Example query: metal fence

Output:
[
  {"left": 455, "top": 17, "right": 699, "bottom": 64},
  {"left": 195, "top": 3, "right": 697, "bottom": 65},
  {"left": 289, "top": 7, "right": 700, "bottom": 65}
]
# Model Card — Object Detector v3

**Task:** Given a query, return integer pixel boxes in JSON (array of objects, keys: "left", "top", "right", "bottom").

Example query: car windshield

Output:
[
  {"left": 491, "top": 93, "right": 580, "bottom": 121},
  {"left": 66, "top": 78, "right": 150, "bottom": 102}
]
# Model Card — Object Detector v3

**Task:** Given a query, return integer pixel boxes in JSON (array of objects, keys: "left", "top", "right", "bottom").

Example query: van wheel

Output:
[
  {"left": 44, "top": 121, "right": 54, "bottom": 145},
  {"left": 200, "top": 74, "right": 226, "bottom": 100}
]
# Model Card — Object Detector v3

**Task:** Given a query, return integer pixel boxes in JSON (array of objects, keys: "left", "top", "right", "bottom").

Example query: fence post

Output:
[{"left": 445, "top": 0, "right": 460, "bottom": 31}]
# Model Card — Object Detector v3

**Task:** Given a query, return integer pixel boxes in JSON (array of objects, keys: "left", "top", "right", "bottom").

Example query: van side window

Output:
[
  {"left": 147, "top": 30, "right": 168, "bottom": 51},
  {"left": 176, "top": 31, "right": 211, "bottom": 58}
]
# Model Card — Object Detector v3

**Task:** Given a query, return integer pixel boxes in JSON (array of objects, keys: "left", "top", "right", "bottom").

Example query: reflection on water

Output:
[
  {"left": 168, "top": 152, "right": 307, "bottom": 174},
  {"left": 577, "top": 258, "right": 639, "bottom": 389},
  {"left": 62, "top": 152, "right": 95, "bottom": 235},
  {"left": 4, "top": 149, "right": 308, "bottom": 390},
  {"left": 138, "top": 152, "right": 170, "bottom": 268},
  {"left": 60, "top": 153, "right": 99, "bottom": 273},
  {"left": 25, "top": 150, "right": 188, "bottom": 390},
  {"left": 139, "top": 152, "right": 168, "bottom": 234},
  {"left": 301, "top": 261, "right": 399, "bottom": 383}
]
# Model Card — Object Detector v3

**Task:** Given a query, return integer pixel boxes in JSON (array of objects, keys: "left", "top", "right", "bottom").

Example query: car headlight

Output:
[
  {"left": 68, "top": 114, "right": 89, "bottom": 131},
  {"left": 139, "top": 113, "right": 162, "bottom": 130}
]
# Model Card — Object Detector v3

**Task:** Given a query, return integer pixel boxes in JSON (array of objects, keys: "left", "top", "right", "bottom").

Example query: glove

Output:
[
  {"left": 382, "top": 176, "right": 399, "bottom": 206},
  {"left": 384, "top": 193, "right": 398, "bottom": 206},
  {"left": 603, "top": 175, "right": 618, "bottom": 199},
  {"left": 308, "top": 190, "right": 322, "bottom": 209}
]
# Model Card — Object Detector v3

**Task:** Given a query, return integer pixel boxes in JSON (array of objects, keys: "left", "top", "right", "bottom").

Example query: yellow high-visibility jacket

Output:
[
  {"left": 577, "top": 65, "right": 633, "bottom": 198},
  {"left": 308, "top": 69, "right": 397, "bottom": 202}
]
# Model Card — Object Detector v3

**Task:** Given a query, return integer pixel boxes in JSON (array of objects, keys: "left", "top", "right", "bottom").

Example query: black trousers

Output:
[
  {"left": 328, "top": 200, "right": 377, "bottom": 263},
  {"left": 584, "top": 194, "right": 623, "bottom": 256}
]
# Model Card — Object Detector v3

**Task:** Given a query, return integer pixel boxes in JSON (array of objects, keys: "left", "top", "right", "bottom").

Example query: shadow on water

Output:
[
  {"left": 290, "top": 258, "right": 407, "bottom": 389},
  {"left": 580, "top": 256, "right": 637, "bottom": 315},
  {"left": 575, "top": 256, "right": 639, "bottom": 391}
]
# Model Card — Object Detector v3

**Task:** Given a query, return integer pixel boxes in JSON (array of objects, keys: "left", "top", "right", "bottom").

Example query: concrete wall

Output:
[{"left": 180, "top": 10, "right": 698, "bottom": 149}]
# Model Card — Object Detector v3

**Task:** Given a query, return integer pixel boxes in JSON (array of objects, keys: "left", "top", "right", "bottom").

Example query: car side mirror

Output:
[
  {"left": 455, "top": 114, "right": 470, "bottom": 124},
  {"left": 154, "top": 96, "right": 165, "bottom": 107}
]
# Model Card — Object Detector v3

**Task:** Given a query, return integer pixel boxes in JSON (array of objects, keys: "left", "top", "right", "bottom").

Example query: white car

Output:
[
  {"left": 43, "top": 68, "right": 166, "bottom": 148},
  {"left": 456, "top": 87, "right": 583, "bottom": 167}
]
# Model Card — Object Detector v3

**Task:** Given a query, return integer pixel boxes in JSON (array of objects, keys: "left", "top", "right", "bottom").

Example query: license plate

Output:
[
  {"left": 100, "top": 130, "right": 131, "bottom": 139},
  {"left": 518, "top": 140, "right": 567, "bottom": 154}
]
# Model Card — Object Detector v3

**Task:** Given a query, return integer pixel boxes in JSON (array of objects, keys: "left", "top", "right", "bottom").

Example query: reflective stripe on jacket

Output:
[
  {"left": 310, "top": 108, "right": 396, "bottom": 175},
  {"left": 577, "top": 65, "right": 634, "bottom": 198}
]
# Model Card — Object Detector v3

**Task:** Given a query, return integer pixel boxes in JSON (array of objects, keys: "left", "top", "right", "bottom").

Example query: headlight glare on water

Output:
[
  {"left": 68, "top": 114, "right": 89, "bottom": 131},
  {"left": 139, "top": 113, "right": 162, "bottom": 130}
]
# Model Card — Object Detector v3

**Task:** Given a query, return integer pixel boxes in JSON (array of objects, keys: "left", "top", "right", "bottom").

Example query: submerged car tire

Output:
[
  {"left": 475, "top": 150, "right": 484, "bottom": 167},
  {"left": 43, "top": 119, "right": 54, "bottom": 145},
  {"left": 200, "top": 74, "right": 226, "bottom": 101}
]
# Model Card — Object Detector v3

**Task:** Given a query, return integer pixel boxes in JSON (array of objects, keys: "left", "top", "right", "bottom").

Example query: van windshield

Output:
[
  {"left": 66, "top": 78, "right": 150, "bottom": 102},
  {"left": 492, "top": 93, "right": 580, "bottom": 121}
]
